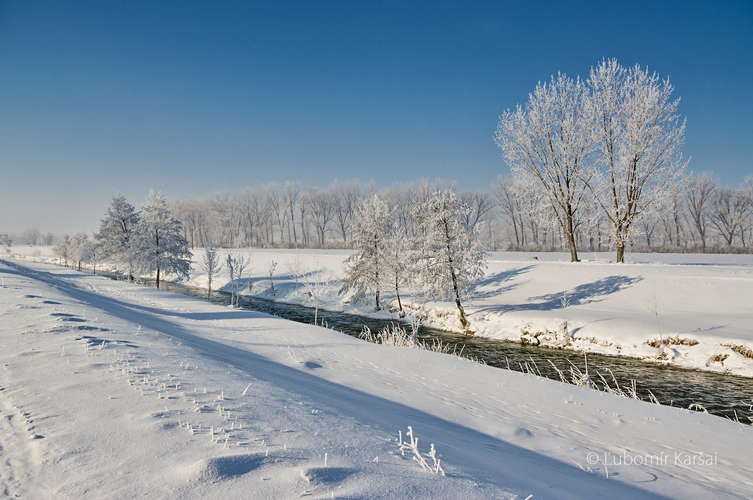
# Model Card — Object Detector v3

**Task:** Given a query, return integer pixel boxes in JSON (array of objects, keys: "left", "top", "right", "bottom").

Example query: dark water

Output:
[{"left": 100, "top": 271, "right": 753, "bottom": 424}]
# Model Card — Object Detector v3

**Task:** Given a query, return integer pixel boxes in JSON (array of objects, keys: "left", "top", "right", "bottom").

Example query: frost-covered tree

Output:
[
  {"left": 331, "top": 180, "right": 363, "bottom": 243},
  {"left": 225, "top": 252, "right": 251, "bottom": 307},
  {"left": 69, "top": 232, "right": 90, "bottom": 271},
  {"left": 131, "top": 191, "right": 192, "bottom": 289},
  {"left": 745, "top": 175, "right": 753, "bottom": 247},
  {"left": 659, "top": 180, "right": 687, "bottom": 248},
  {"left": 459, "top": 191, "right": 494, "bottom": 231},
  {"left": 265, "top": 184, "right": 286, "bottom": 247},
  {"left": 586, "top": 59, "right": 687, "bottom": 262},
  {"left": 495, "top": 73, "right": 593, "bottom": 262},
  {"left": 265, "top": 260, "right": 278, "bottom": 295},
  {"left": 413, "top": 190, "right": 486, "bottom": 329},
  {"left": 341, "top": 195, "right": 391, "bottom": 311},
  {"left": 285, "top": 255, "right": 304, "bottom": 294},
  {"left": 310, "top": 190, "right": 334, "bottom": 246},
  {"left": 303, "top": 263, "right": 335, "bottom": 325},
  {"left": 97, "top": 193, "right": 140, "bottom": 280},
  {"left": 1, "top": 234, "right": 11, "bottom": 256},
  {"left": 492, "top": 176, "right": 524, "bottom": 247},
  {"left": 685, "top": 172, "right": 718, "bottom": 251},
  {"left": 284, "top": 181, "right": 302, "bottom": 246},
  {"left": 53, "top": 234, "right": 71, "bottom": 267},
  {"left": 199, "top": 242, "right": 222, "bottom": 300},
  {"left": 21, "top": 227, "right": 42, "bottom": 246},
  {"left": 384, "top": 224, "right": 412, "bottom": 314},
  {"left": 86, "top": 239, "right": 103, "bottom": 274},
  {"left": 710, "top": 185, "right": 752, "bottom": 246}
]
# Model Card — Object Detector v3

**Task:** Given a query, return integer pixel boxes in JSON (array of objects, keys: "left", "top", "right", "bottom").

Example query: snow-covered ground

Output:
[
  {"left": 9, "top": 246, "right": 753, "bottom": 377},
  {"left": 2, "top": 257, "right": 752, "bottom": 499}
]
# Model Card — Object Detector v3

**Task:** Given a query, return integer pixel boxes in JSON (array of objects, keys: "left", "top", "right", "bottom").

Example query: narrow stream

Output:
[{"left": 101, "top": 272, "right": 753, "bottom": 424}]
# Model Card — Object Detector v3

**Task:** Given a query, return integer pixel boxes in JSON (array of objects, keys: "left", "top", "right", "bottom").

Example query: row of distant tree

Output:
[
  {"left": 11, "top": 166, "right": 748, "bottom": 270},
  {"left": 493, "top": 171, "right": 753, "bottom": 256},
  {"left": 2, "top": 228, "right": 55, "bottom": 246},
  {"left": 162, "top": 171, "right": 752, "bottom": 258},
  {"left": 6, "top": 170, "right": 751, "bottom": 264},
  {"left": 166, "top": 178, "right": 493, "bottom": 250}
]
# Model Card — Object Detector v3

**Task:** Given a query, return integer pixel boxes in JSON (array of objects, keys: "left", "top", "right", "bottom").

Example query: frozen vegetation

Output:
[{"left": 2, "top": 257, "right": 752, "bottom": 499}]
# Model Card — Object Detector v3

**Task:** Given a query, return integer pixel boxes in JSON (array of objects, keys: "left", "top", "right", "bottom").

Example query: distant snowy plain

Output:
[{"left": 1, "top": 252, "right": 752, "bottom": 498}]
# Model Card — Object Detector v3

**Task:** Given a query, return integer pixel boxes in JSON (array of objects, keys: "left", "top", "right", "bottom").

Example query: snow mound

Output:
[
  {"left": 186, "top": 453, "right": 267, "bottom": 484},
  {"left": 300, "top": 466, "right": 354, "bottom": 484}
]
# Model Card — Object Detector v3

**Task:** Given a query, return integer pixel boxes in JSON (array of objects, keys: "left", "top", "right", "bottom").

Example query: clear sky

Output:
[{"left": 1, "top": 0, "right": 751, "bottom": 234}]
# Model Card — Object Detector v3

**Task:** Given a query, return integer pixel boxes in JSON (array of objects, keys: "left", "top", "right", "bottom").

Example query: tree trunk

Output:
[
  {"left": 450, "top": 265, "right": 469, "bottom": 329},
  {"left": 156, "top": 268, "right": 161, "bottom": 289},
  {"left": 616, "top": 243, "right": 625, "bottom": 263},
  {"left": 441, "top": 218, "right": 470, "bottom": 329},
  {"left": 566, "top": 210, "right": 579, "bottom": 262},
  {"left": 395, "top": 275, "right": 403, "bottom": 312}
]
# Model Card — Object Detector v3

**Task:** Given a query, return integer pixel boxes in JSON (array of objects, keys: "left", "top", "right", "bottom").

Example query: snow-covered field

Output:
[
  {"left": 2, "top": 256, "right": 753, "bottom": 498},
  {"left": 0, "top": 257, "right": 750, "bottom": 498},
  {"left": 10, "top": 246, "right": 753, "bottom": 378}
]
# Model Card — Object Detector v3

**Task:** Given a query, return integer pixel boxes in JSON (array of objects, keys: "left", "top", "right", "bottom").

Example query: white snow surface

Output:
[
  {"left": 191, "top": 249, "right": 753, "bottom": 377},
  {"left": 10, "top": 247, "right": 753, "bottom": 377},
  {"left": 2, "top": 257, "right": 752, "bottom": 498}
]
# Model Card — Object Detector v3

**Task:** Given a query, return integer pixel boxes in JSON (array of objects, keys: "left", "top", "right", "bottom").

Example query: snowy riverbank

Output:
[
  {"left": 2, "top": 258, "right": 753, "bottom": 498},
  {"left": 10, "top": 246, "right": 753, "bottom": 377}
]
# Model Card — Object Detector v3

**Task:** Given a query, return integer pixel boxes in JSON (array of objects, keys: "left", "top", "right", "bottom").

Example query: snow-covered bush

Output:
[{"left": 398, "top": 426, "right": 444, "bottom": 475}]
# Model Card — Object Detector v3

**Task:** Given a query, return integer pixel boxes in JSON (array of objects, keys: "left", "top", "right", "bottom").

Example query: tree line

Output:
[
  {"left": 163, "top": 171, "right": 752, "bottom": 258},
  {"left": 167, "top": 179, "right": 494, "bottom": 253},
  {"left": 11, "top": 172, "right": 751, "bottom": 264},
  {"left": 493, "top": 171, "right": 753, "bottom": 256}
]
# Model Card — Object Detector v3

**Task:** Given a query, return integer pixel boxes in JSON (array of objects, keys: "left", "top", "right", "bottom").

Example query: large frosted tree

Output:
[
  {"left": 587, "top": 59, "right": 687, "bottom": 262},
  {"left": 413, "top": 190, "right": 486, "bottom": 329},
  {"left": 340, "top": 194, "right": 391, "bottom": 311},
  {"left": 495, "top": 73, "right": 593, "bottom": 262},
  {"left": 97, "top": 193, "right": 140, "bottom": 279},
  {"left": 131, "top": 191, "right": 192, "bottom": 289}
]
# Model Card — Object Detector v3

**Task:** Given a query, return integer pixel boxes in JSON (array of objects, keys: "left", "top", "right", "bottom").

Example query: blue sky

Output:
[{"left": 1, "top": 0, "right": 751, "bottom": 233}]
